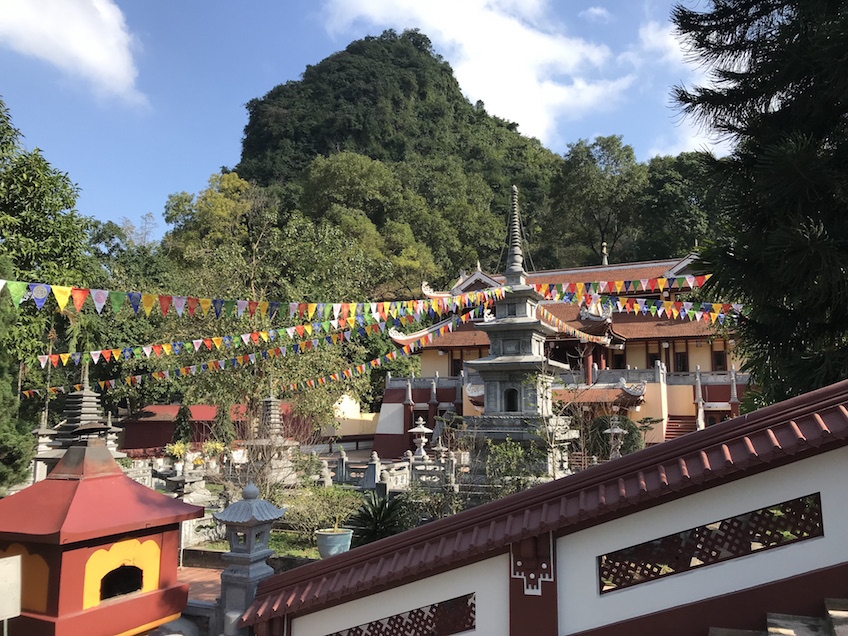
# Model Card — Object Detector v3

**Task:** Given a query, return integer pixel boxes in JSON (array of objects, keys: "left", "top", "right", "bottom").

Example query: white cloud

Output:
[
  {"left": 579, "top": 7, "right": 612, "bottom": 24},
  {"left": 321, "top": 0, "right": 633, "bottom": 145},
  {"left": 648, "top": 118, "right": 732, "bottom": 157},
  {"left": 0, "top": 0, "right": 145, "bottom": 105}
]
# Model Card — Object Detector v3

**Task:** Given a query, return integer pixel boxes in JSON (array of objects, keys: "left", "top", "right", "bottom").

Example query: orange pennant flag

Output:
[{"left": 71, "top": 287, "right": 89, "bottom": 312}]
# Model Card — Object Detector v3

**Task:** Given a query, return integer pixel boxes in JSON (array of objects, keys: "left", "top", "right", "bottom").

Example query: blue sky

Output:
[{"left": 0, "top": 0, "right": 720, "bottom": 241}]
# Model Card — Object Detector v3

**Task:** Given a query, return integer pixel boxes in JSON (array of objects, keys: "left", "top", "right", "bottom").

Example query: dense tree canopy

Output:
[{"left": 676, "top": 0, "right": 848, "bottom": 402}]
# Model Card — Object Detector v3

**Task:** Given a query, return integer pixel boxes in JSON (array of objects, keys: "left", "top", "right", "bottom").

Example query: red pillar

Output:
[
  {"left": 583, "top": 348, "right": 594, "bottom": 384},
  {"left": 509, "top": 532, "right": 558, "bottom": 635}
]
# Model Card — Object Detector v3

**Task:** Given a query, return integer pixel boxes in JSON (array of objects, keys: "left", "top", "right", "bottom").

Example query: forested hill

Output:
[
  {"left": 235, "top": 29, "right": 724, "bottom": 276},
  {"left": 237, "top": 29, "right": 561, "bottom": 271}
]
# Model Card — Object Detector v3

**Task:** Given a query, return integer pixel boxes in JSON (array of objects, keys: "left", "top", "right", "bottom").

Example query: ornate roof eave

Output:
[{"left": 388, "top": 316, "right": 457, "bottom": 346}]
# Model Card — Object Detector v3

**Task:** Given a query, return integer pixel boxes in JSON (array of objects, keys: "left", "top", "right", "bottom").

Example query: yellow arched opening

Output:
[
  {"left": 0, "top": 543, "right": 49, "bottom": 614},
  {"left": 83, "top": 538, "right": 160, "bottom": 610}
]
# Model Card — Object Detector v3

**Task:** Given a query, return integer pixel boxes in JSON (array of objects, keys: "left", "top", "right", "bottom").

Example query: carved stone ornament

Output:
[
  {"left": 579, "top": 302, "right": 613, "bottom": 323},
  {"left": 510, "top": 532, "right": 555, "bottom": 596}
]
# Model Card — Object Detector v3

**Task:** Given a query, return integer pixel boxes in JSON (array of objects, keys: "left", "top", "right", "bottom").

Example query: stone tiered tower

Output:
[
  {"left": 32, "top": 377, "right": 125, "bottom": 481},
  {"left": 464, "top": 186, "right": 572, "bottom": 447}
]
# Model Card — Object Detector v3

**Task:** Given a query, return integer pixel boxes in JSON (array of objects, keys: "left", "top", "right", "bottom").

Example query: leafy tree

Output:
[
  {"left": 633, "top": 152, "right": 724, "bottom": 260},
  {"left": 172, "top": 404, "right": 193, "bottom": 444},
  {"left": 0, "top": 95, "right": 94, "bottom": 428},
  {"left": 674, "top": 0, "right": 848, "bottom": 402},
  {"left": 585, "top": 415, "right": 642, "bottom": 459},
  {"left": 547, "top": 136, "right": 648, "bottom": 266},
  {"left": 0, "top": 256, "right": 33, "bottom": 490}
]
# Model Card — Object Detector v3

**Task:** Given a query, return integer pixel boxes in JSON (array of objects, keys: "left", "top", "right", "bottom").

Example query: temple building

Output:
[{"left": 376, "top": 186, "right": 747, "bottom": 458}]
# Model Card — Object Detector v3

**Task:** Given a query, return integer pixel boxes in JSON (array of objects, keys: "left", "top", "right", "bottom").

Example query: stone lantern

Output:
[
  {"left": 604, "top": 416, "right": 627, "bottom": 460},
  {"left": 409, "top": 417, "right": 433, "bottom": 459},
  {"left": 213, "top": 482, "right": 284, "bottom": 635}
]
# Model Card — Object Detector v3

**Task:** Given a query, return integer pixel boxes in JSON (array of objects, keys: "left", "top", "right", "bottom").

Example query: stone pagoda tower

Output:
[{"left": 464, "top": 187, "right": 572, "bottom": 455}]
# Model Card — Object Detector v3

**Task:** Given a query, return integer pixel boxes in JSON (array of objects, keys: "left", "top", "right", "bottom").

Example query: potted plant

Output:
[
  {"left": 164, "top": 441, "right": 187, "bottom": 475},
  {"left": 314, "top": 486, "right": 362, "bottom": 559},
  {"left": 202, "top": 440, "right": 226, "bottom": 471}
]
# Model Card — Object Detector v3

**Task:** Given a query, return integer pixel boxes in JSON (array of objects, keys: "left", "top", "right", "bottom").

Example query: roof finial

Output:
[
  {"left": 504, "top": 185, "right": 527, "bottom": 285},
  {"left": 602, "top": 242, "right": 609, "bottom": 266}
]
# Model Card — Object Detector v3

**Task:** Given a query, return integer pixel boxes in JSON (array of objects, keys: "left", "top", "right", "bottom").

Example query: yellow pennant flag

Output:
[
  {"left": 112, "top": 349, "right": 122, "bottom": 360},
  {"left": 162, "top": 343, "right": 173, "bottom": 355},
  {"left": 304, "top": 324, "right": 313, "bottom": 336},
  {"left": 307, "top": 303, "right": 317, "bottom": 319},
  {"left": 60, "top": 353, "right": 71, "bottom": 366},
  {"left": 212, "top": 337, "right": 223, "bottom": 349},
  {"left": 52, "top": 286, "right": 72, "bottom": 311},
  {"left": 199, "top": 298, "right": 212, "bottom": 316},
  {"left": 347, "top": 317, "right": 356, "bottom": 329},
  {"left": 712, "top": 303, "right": 723, "bottom": 314},
  {"left": 141, "top": 293, "right": 156, "bottom": 316},
  {"left": 615, "top": 280, "right": 624, "bottom": 293},
  {"left": 711, "top": 312, "right": 719, "bottom": 324},
  {"left": 259, "top": 301, "right": 269, "bottom": 318},
  {"left": 260, "top": 331, "right": 269, "bottom": 342},
  {"left": 657, "top": 277, "right": 667, "bottom": 291}
]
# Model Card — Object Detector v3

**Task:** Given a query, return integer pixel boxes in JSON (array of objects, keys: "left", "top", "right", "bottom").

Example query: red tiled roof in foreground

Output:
[{"left": 243, "top": 379, "right": 848, "bottom": 627}]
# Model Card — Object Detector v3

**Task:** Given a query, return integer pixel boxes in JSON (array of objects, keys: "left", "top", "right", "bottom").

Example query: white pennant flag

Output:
[
  {"left": 143, "top": 346, "right": 153, "bottom": 358},
  {"left": 241, "top": 333, "right": 251, "bottom": 345},
  {"left": 172, "top": 296, "right": 186, "bottom": 317},
  {"left": 193, "top": 339, "right": 203, "bottom": 352},
  {"left": 38, "top": 355, "right": 49, "bottom": 368},
  {"left": 90, "top": 289, "right": 108, "bottom": 314},
  {"left": 90, "top": 350, "right": 101, "bottom": 364},
  {"left": 237, "top": 299, "right": 248, "bottom": 317},
  {"left": 333, "top": 303, "right": 342, "bottom": 319}
]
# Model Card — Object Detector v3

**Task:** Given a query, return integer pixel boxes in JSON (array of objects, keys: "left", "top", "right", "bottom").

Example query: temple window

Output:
[
  {"left": 674, "top": 351, "right": 689, "bottom": 372},
  {"left": 713, "top": 350, "right": 727, "bottom": 372},
  {"left": 504, "top": 388, "right": 519, "bottom": 412},
  {"left": 100, "top": 565, "right": 143, "bottom": 601}
]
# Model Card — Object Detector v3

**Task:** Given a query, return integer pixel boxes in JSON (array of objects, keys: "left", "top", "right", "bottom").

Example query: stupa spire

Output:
[{"left": 504, "top": 185, "right": 527, "bottom": 286}]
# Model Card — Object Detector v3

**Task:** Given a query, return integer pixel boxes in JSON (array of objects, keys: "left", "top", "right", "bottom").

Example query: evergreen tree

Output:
[{"left": 675, "top": 0, "right": 848, "bottom": 402}]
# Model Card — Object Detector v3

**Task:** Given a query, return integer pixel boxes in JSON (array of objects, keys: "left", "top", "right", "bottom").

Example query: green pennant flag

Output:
[
  {"left": 676, "top": 277, "right": 686, "bottom": 289},
  {"left": 224, "top": 299, "right": 236, "bottom": 317},
  {"left": 649, "top": 306, "right": 657, "bottom": 316},
  {"left": 323, "top": 303, "right": 332, "bottom": 320},
  {"left": 322, "top": 321, "right": 331, "bottom": 333},
  {"left": 5, "top": 280, "right": 27, "bottom": 307},
  {"left": 133, "top": 347, "right": 142, "bottom": 358},
  {"left": 110, "top": 290, "right": 126, "bottom": 314},
  {"left": 591, "top": 282, "right": 599, "bottom": 293}
]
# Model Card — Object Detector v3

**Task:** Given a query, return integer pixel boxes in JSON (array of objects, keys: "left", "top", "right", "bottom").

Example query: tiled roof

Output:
[
  {"left": 421, "top": 324, "right": 491, "bottom": 349},
  {"left": 243, "top": 379, "right": 848, "bottom": 627},
  {"left": 489, "top": 258, "right": 686, "bottom": 287}
]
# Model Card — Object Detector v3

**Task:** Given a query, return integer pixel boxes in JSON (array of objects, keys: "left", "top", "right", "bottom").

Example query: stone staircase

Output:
[
  {"left": 664, "top": 415, "right": 698, "bottom": 441},
  {"left": 709, "top": 599, "right": 848, "bottom": 635}
]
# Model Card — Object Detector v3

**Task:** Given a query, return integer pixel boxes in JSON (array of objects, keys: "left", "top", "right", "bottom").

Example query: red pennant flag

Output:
[
  {"left": 152, "top": 344, "right": 163, "bottom": 356},
  {"left": 203, "top": 338, "right": 213, "bottom": 350},
  {"left": 50, "top": 354, "right": 60, "bottom": 367},
  {"left": 248, "top": 300, "right": 259, "bottom": 317},
  {"left": 295, "top": 325, "right": 305, "bottom": 338},
  {"left": 695, "top": 275, "right": 706, "bottom": 288},
  {"left": 298, "top": 303, "right": 307, "bottom": 318},
  {"left": 250, "top": 332, "right": 260, "bottom": 344},
  {"left": 101, "top": 349, "right": 112, "bottom": 362},
  {"left": 186, "top": 297, "right": 199, "bottom": 317},
  {"left": 71, "top": 287, "right": 89, "bottom": 312},
  {"left": 159, "top": 295, "right": 172, "bottom": 316}
]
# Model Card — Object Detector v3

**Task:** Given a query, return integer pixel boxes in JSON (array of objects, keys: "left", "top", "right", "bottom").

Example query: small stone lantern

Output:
[
  {"left": 604, "top": 416, "right": 627, "bottom": 460},
  {"left": 409, "top": 417, "right": 433, "bottom": 459},
  {"left": 213, "top": 482, "right": 284, "bottom": 635}
]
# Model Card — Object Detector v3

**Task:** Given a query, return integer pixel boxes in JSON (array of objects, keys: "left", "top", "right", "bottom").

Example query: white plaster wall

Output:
[
  {"left": 557, "top": 445, "right": 848, "bottom": 634},
  {"left": 292, "top": 554, "right": 510, "bottom": 636},
  {"left": 375, "top": 402, "right": 404, "bottom": 435}
]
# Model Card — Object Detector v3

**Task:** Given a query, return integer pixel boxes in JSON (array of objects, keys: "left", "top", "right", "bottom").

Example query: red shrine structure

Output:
[{"left": 0, "top": 438, "right": 203, "bottom": 636}]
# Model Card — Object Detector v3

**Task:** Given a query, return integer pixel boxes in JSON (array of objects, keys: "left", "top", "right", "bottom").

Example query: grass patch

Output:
[{"left": 201, "top": 530, "right": 319, "bottom": 560}]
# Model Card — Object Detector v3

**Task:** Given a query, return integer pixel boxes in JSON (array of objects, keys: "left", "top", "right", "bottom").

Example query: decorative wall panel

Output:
[{"left": 326, "top": 592, "right": 475, "bottom": 636}]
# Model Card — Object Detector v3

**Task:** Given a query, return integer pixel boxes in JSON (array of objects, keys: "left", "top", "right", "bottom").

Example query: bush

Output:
[
  {"left": 348, "top": 492, "right": 409, "bottom": 547},
  {"left": 584, "top": 415, "right": 642, "bottom": 459},
  {"left": 276, "top": 486, "right": 363, "bottom": 542}
]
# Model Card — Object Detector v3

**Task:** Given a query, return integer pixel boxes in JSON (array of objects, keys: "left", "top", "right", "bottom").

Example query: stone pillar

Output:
[
  {"left": 213, "top": 483, "right": 285, "bottom": 636},
  {"left": 729, "top": 365, "right": 740, "bottom": 417},
  {"left": 695, "top": 365, "right": 706, "bottom": 430},
  {"left": 336, "top": 447, "right": 348, "bottom": 484},
  {"left": 362, "top": 451, "right": 382, "bottom": 490},
  {"left": 404, "top": 378, "right": 415, "bottom": 448},
  {"left": 454, "top": 369, "right": 464, "bottom": 416},
  {"left": 428, "top": 378, "right": 438, "bottom": 427}
]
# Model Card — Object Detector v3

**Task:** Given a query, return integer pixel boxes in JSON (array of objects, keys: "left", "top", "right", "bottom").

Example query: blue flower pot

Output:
[{"left": 315, "top": 528, "right": 353, "bottom": 559}]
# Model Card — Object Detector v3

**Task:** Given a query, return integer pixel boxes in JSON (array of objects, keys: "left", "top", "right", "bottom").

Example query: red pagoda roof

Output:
[{"left": 0, "top": 440, "right": 202, "bottom": 544}]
